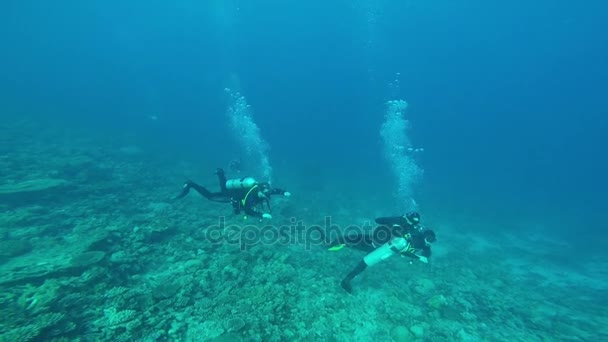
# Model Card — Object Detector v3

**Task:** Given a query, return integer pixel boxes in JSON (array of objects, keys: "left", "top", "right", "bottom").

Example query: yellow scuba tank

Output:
[{"left": 225, "top": 177, "right": 257, "bottom": 190}]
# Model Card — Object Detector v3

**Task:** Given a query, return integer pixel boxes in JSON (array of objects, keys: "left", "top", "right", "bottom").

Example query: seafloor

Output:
[{"left": 0, "top": 119, "right": 606, "bottom": 342}]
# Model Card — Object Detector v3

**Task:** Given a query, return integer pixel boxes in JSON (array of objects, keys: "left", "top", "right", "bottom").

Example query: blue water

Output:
[{"left": 1, "top": 1, "right": 607, "bottom": 341}]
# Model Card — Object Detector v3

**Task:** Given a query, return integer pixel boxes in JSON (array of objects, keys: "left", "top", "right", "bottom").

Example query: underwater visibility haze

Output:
[{"left": 1, "top": 0, "right": 607, "bottom": 341}]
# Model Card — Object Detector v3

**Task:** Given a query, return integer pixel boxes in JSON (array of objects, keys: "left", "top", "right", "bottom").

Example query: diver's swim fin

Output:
[{"left": 328, "top": 244, "right": 346, "bottom": 251}]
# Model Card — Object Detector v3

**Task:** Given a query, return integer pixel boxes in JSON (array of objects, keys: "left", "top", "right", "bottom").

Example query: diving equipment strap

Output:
[{"left": 241, "top": 184, "right": 259, "bottom": 206}]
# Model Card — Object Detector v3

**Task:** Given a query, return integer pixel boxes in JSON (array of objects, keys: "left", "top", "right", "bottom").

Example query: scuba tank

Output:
[
  {"left": 363, "top": 237, "right": 410, "bottom": 267},
  {"left": 225, "top": 177, "right": 257, "bottom": 190}
]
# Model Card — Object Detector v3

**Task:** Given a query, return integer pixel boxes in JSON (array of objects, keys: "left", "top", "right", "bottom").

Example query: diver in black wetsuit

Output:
[
  {"left": 174, "top": 168, "right": 291, "bottom": 220},
  {"left": 327, "top": 212, "right": 424, "bottom": 252},
  {"left": 327, "top": 212, "right": 436, "bottom": 293}
]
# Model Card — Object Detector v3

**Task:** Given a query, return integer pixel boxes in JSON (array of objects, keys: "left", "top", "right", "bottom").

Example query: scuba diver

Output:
[
  {"left": 327, "top": 212, "right": 436, "bottom": 293},
  {"left": 174, "top": 168, "right": 291, "bottom": 220},
  {"left": 327, "top": 212, "right": 424, "bottom": 251}
]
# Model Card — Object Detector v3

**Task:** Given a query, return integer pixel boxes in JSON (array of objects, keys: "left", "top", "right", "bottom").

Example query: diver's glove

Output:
[
  {"left": 283, "top": 191, "right": 291, "bottom": 197},
  {"left": 418, "top": 256, "right": 429, "bottom": 264},
  {"left": 262, "top": 213, "right": 273, "bottom": 220}
]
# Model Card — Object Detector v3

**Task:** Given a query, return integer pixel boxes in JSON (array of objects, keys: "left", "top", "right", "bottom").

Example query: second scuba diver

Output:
[
  {"left": 175, "top": 168, "right": 291, "bottom": 221},
  {"left": 327, "top": 212, "right": 436, "bottom": 293}
]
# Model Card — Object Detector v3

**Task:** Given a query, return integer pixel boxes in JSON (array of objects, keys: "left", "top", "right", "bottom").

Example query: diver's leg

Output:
[
  {"left": 356, "top": 234, "right": 376, "bottom": 252},
  {"left": 191, "top": 183, "right": 228, "bottom": 200},
  {"left": 174, "top": 181, "right": 194, "bottom": 199},
  {"left": 175, "top": 180, "right": 219, "bottom": 200},
  {"left": 328, "top": 233, "right": 374, "bottom": 252},
  {"left": 215, "top": 168, "right": 227, "bottom": 193},
  {"left": 341, "top": 261, "right": 367, "bottom": 294},
  {"left": 327, "top": 234, "right": 349, "bottom": 250}
]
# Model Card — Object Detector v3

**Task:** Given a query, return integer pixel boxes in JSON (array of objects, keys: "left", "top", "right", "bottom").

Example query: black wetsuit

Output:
[
  {"left": 175, "top": 169, "right": 286, "bottom": 219},
  {"left": 329, "top": 216, "right": 426, "bottom": 253},
  {"left": 329, "top": 216, "right": 433, "bottom": 294}
]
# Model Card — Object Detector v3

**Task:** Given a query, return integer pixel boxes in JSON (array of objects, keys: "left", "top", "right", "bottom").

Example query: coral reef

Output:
[
  {"left": 0, "top": 119, "right": 605, "bottom": 342},
  {"left": 0, "top": 178, "right": 68, "bottom": 195}
]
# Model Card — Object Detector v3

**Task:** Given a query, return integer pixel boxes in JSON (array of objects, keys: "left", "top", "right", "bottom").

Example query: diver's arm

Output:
[
  {"left": 401, "top": 251, "right": 420, "bottom": 260},
  {"left": 421, "top": 246, "right": 432, "bottom": 258},
  {"left": 243, "top": 201, "right": 273, "bottom": 219},
  {"left": 270, "top": 188, "right": 290, "bottom": 196},
  {"left": 243, "top": 205, "right": 263, "bottom": 218},
  {"left": 401, "top": 250, "right": 430, "bottom": 263}
]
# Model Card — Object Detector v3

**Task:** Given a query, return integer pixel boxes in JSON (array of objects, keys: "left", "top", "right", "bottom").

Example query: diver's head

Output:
[{"left": 404, "top": 211, "right": 421, "bottom": 225}]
